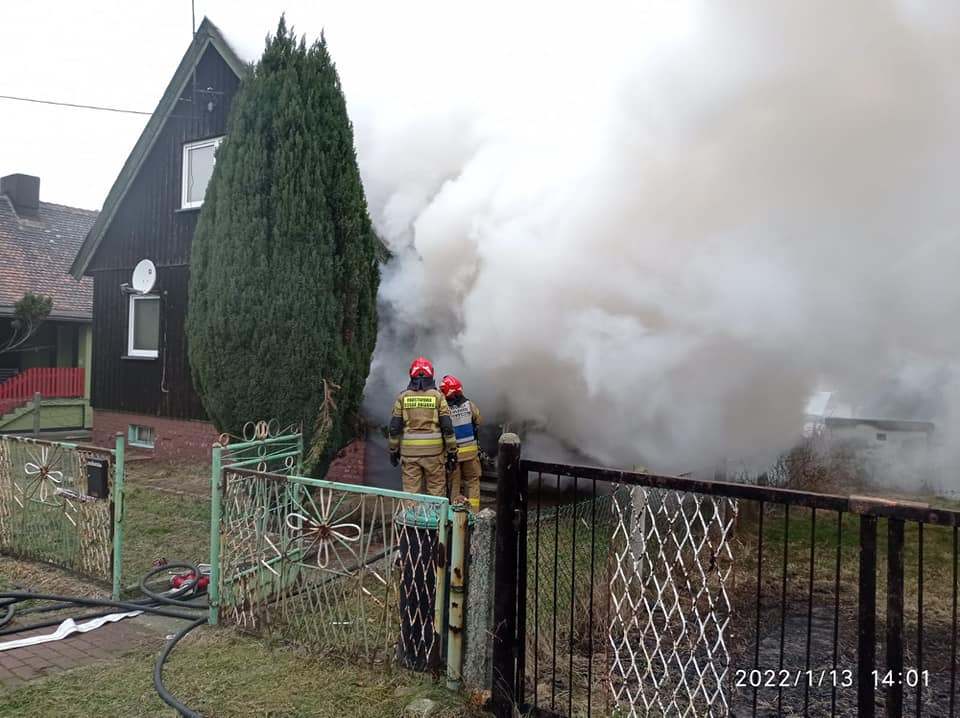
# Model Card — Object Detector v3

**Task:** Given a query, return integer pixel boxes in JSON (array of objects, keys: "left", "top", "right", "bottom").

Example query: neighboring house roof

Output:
[
  {"left": 0, "top": 194, "right": 97, "bottom": 321},
  {"left": 824, "top": 417, "right": 935, "bottom": 434},
  {"left": 69, "top": 17, "right": 248, "bottom": 279},
  {"left": 804, "top": 391, "right": 833, "bottom": 418}
]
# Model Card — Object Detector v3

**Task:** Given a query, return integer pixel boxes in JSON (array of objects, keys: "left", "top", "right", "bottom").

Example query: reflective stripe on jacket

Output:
[
  {"left": 449, "top": 398, "right": 481, "bottom": 461},
  {"left": 388, "top": 388, "right": 457, "bottom": 457}
]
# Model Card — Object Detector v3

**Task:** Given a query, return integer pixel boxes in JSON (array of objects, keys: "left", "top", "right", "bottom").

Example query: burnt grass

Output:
[
  {"left": 728, "top": 505, "right": 958, "bottom": 717},
  {"left": 523, "top": 497, "right": 960, "bottom": 716}
]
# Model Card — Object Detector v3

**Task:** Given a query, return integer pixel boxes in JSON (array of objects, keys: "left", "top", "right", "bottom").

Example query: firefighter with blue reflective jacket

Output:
[
  {"left": 440, "top": 375, "right": 483, "bottom": 512},
  {"left": 388, "top": 357, "right": 459, "bottom": 497}
]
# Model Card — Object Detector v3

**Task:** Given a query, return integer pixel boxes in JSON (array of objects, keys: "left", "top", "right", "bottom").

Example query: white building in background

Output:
[
  {"left": 804, "top": 391, "right": 938, "bottom": 489},
  {"left": 823, "top": 416, "right": 935, "bottom": 485}
]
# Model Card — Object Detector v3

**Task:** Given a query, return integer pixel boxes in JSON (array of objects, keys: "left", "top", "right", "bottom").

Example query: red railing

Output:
[{"left": 0, "top": 367, "right": 85, "bottom": 417}]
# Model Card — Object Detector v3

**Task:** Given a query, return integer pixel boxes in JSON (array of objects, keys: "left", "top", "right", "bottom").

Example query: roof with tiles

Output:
[{"left": 0, "top": 193, "right": 97, "bottom": 320}]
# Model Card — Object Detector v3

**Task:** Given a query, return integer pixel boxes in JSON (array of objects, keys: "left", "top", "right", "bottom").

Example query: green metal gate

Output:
[
  {"left": 208, "top": 432, "right": 451, "bottom": 667},
  {"left": 0, "top": 434, "right": 125, "bottom": 597}
]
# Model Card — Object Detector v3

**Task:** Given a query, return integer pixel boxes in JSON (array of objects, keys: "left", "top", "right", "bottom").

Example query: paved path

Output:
[{"left": 0, "top": 616, "right": 156, "bottom": 690}]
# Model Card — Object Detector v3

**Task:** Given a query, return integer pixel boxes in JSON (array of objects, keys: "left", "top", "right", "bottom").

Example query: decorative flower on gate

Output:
[
  {"left": 15, "top": 443, "right": 69, "bottom": 508},
  {"left": 285, "top": 488, "right": 362, "bottom": 570}
]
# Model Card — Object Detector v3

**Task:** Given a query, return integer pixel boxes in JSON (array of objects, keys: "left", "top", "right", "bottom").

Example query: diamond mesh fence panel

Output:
[
  {"left": 217, "top": 467, "right": 448, "bottom": 667},
  {"left": 609, "top": 487, "right": 738, "bottom": 718},
  {"left": 525, "top": 484, "right": 737, "bottom": 717},
  {"left": 0, "top": 436, "right": 115, "bottom": 583}
]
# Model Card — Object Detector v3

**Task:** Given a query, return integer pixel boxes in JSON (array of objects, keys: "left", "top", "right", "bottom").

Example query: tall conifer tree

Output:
[{"left": 187, "top": 18, "right": 380, "bottom": 473}]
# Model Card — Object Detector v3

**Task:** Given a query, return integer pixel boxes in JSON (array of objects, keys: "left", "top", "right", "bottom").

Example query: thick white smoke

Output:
[{"left": 224, "top": 0, "right": 960, "bottom": 475}]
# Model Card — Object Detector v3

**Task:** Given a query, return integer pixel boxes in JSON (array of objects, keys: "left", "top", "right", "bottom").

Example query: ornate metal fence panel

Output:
[
  {"left": 0, "top": 435, "right": 119, "bottom": 586},
  {"left": 217, "top": 420, "right": 304, "bottom": 475},
  {"left": 609, "top": 487, "right": 737, "bottom": 718},
  {"left": 210, "top": 460, "right": 449, "bottom": 667}
]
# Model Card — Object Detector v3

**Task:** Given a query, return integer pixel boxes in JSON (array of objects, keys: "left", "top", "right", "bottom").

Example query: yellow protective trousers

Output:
[
  {"left": 449, "top": 457, "right": 482, "bottom": 512},
  {"left": 401, "top": 454, "right": 447, "bottom": 498}
]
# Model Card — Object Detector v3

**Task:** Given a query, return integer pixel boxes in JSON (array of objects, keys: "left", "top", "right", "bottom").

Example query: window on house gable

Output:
[
  {"left": 128, "top": 294, "right": 160, "bottom": 358},
  {"left": 181, "top": 137, "right": 223, "bottom": 209}
]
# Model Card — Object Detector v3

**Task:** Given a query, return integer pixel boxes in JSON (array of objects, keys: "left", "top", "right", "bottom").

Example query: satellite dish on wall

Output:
[{"left": 131, "top": 259, "right": 157, "bottom": 294}]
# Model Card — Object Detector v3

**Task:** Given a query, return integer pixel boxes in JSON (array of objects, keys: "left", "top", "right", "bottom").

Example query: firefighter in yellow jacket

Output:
[
  {"left": 388, "top": 357, "right": 458, "bottom": 497},
  {"left": 440, "top": 374, "right": 483, "bottom": 512}
]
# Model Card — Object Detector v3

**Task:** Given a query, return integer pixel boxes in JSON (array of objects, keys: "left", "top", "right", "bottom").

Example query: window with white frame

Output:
[
  {"left": 128, "top": 424, "right": 156, "bottom": 448},
  {"left": 181, "top": 137, "right": 223, "bottom": 209},
  {"left": 127, "top": 294, "right": 160, "bottom": 358}
]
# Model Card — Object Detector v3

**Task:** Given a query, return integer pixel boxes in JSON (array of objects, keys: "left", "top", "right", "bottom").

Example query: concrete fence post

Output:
[
  {"left": 630, "top": 484, "right": 648, "bottom": 582},
  {"left": 463, "top": 508, "right": 497, "bottom": 692}
]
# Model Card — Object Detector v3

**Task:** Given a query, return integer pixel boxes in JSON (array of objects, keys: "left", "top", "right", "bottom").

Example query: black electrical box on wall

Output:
[{"left": 86, "top": 458, "right": 110, "bottom": 499}]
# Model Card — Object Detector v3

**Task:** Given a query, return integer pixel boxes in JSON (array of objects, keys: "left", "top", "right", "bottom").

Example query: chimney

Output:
[{"left": 1, "top": 174, "right": 40, "bottom": 215}]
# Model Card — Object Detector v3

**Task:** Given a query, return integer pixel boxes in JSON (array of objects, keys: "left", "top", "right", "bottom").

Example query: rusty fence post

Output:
[
  {"left": 887, "top": 518, "right": 905, "bottom": 718},
  {"left": 491, "top": 433, "right": 522, "bottom": 717},
  {"left": 515, "top": 444, "right": 528, "bottom": 703},
  {"left": 858, "top": 514, "right": 878, "bottom": 718},
  {"left": 447, "top": 505, "right": 469, "bottom": 690}
]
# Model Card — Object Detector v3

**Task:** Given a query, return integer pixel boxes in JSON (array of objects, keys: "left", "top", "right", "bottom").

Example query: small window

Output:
[
  {"left": 128, "top": 294, "right": 160, "bottom": 358},
  {"left": 876, "top": 432, "right": 887, "bottom": 442},
  {"left": 181, "top": 137, "right": 223, "bottom": 209},
  {"left": 128, "top": 424, "right": 156, "bottom": 449}
]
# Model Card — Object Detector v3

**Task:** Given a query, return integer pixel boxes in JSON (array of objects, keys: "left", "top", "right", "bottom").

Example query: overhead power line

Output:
[{"left": 0, "top": 94, "right": 150, "bottom": 116}]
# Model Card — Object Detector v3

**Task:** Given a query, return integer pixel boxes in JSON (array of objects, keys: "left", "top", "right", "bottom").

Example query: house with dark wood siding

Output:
[
  {"left": 70, "top": 18, "right": 376, "bottom": 483},
  {"left": 70, "top": 18, "right": 246, "bottom": 459}
]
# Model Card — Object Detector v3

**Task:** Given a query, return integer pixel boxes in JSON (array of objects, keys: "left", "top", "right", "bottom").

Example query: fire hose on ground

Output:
[{"left": 0, "top": 561, "right": 208, "bottom": 718}]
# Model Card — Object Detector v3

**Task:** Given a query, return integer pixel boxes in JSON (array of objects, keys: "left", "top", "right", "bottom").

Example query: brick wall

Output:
[
  {"left": 93, "top": 409, "right": 367, "bottom": 481},
  {"left": 91, "top": 410, "right": 218, "bottom": 462},
  {"left": 325, "top": 438, "right": 366, "bottom": 484}
]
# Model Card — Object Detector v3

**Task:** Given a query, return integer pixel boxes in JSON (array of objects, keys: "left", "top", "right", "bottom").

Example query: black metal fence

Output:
[{"left": 490, "top": 438, "right": 960, "bottom": 718}]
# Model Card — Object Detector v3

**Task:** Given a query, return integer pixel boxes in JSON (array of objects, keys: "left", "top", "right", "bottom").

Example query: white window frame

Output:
[
  {"left": 128, "top": 424, "right": 156, "bottom": 449},
  {"left": 181, "top": 136, "right": 223, "bottom": 209},
  {"left": 127, "top": 294, "right": 160, "bottom": 359}
]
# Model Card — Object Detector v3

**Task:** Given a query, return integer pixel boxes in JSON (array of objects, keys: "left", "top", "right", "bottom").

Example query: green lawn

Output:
[
  {"left": 737, "top": 504, "right": 958, "bottom": 621},
  {"left": 120, "top": 483, "right": 211, "bottom": 591},
  {"left": 0, "top": 628, "right": 483, "bottom": 718},
  {"left": 3, "top": 464, "right": 486, "bottom": 717}
]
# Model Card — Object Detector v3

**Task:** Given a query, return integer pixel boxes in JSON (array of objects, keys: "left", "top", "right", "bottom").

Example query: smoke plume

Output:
[{"left": 227, "top": 1, "right": 960, "bottom": 475}]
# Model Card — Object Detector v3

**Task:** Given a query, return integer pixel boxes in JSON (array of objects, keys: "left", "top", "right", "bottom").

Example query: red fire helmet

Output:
[
  {"left": 409, "top": 356, "right": 434, "bottom": 379},
  {"left": 440, "top": 374, "right": 463, "bottom": 398}
]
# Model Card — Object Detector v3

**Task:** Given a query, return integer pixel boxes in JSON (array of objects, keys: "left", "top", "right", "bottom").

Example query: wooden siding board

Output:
[
  {"left": 91, "top": 267, "right": 204, "bottom": 420},
  {"left": 88, "top": 44, "right": 239, "bottom": 420}
]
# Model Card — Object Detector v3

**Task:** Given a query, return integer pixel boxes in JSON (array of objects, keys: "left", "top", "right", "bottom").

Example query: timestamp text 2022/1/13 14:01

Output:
[{"left": 734, "top": 668, "right": 931, "bottom": 689}]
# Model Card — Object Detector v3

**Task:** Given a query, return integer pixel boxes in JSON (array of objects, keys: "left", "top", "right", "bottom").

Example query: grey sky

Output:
[
  {"left": 2, "top": 2, "right": 203, "bottom": 209},
  {"left": 0, "top": 0, "right": 496, "bottom": 209}
]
